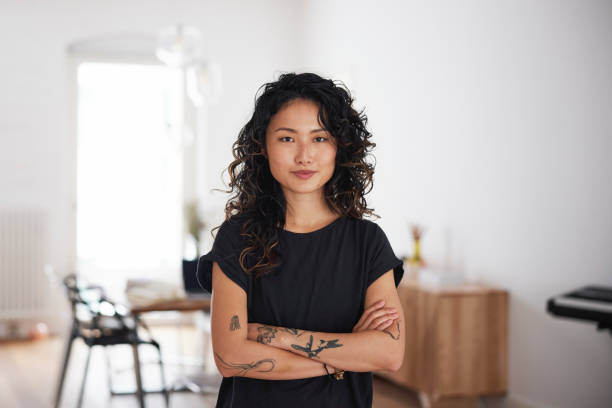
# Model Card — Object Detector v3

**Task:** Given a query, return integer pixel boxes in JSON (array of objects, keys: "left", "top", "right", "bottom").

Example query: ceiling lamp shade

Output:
[
  {"left": 186, "top": 60, "right": 223, "bottom": 107},
  {"left": 156, "top": 23, "right": 222, "bottom": 107},
  {"left": 155, "top": 24, "right": 202, "bottom": 68}
]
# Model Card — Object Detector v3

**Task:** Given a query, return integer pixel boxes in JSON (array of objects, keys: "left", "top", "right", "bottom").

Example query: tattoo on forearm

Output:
[
  {"left": 291, "top": 334, "right": 343, "bottom": 359},
  {"left": 383, "top": 321, "right": 400, "bottom": 340},
  {"left": 282, "top": 327, "right": 307, "bottom": 337},
  {"left": 214, "top": 352, "right": 275, "bottom": 376},
  {"left": 229, "top": 315, "right": 241, "bottom": 331},
  {"left": 256, "top": 325, "right": 278, "bottom": 344}
]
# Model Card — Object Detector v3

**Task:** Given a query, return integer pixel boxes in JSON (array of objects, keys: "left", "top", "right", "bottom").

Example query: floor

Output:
[{"left": 0, "top": 323, "right": 420, "bottom": 408}]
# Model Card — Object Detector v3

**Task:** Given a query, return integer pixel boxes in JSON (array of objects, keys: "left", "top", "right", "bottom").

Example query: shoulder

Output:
[
  {"left": 346, "top": 217, "right": 394, "bottom": 254},
  {"left": 345, "top": 216, "right": 384, "bottom": 237},
  {"left": 210, "top": 215, "right": 251, "bottom": 251},
  {"left": 216, "top": 214, "right": 247, "bottom": 236}
]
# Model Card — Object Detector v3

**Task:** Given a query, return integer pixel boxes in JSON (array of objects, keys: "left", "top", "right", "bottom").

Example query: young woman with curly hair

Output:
[{"left": 197, "top": 72, "right": 405, "bottom": 408}]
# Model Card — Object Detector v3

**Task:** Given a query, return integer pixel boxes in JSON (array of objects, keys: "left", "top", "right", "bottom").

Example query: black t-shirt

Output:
[{"left": 196, "top": 214, "right": 404, "bottom": 408}]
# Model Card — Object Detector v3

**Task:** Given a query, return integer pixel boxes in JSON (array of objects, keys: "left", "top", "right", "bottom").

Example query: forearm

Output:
[
  {"left": 248, "top": 323, "right": 403, "bottom": 372},
  {"left": 213, "top": 338, "right": 330, "bottom": 380}
]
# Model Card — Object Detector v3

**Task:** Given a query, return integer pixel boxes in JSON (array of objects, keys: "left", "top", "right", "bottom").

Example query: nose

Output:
[{"left": 295, "top": 141, "right": 313, "bottom": 165}]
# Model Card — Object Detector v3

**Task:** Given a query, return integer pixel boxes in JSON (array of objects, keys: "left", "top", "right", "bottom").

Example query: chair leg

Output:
[
  {"left": 131, "top": 343, "right": 146, "bottom": 408},
  {"left": 54, "top": 331, "right": 76, "bottom": 408},
  {"left": 155, "top": 343, "right": 170, "bottom": 408},
  {"left": 76, "top": 346, "right": 92, "bottom": 408},
  {"left": 104, "top": 346, "right": 114, "bottom": 395}
]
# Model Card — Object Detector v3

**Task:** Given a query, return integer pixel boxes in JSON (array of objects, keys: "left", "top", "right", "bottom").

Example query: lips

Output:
[{"left": 292, "top": 171, "right": 316, "bottom": 180}]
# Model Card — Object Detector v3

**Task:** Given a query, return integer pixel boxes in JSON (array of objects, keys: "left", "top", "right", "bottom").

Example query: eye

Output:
[
  {"left": 314, "top": 136, "right": 328, "bottom": 142},
  {"left": 279, "top": 136, "right": 293, "bottom": 142}
]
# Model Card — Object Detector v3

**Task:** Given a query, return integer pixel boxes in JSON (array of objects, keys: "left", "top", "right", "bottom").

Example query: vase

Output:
[{"left": 409, "top": 238, "right": 425, "bottom": 268}]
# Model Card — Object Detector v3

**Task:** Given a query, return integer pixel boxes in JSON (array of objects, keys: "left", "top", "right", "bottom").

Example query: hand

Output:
[{"left": 352, "top": 299, "right": 399, "bottom": 333}]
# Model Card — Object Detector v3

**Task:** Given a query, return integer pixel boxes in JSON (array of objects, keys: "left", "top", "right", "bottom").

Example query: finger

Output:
[
  {"left": 360, "top": 309, "right": 394, "bottom": 330},
  {"left": 354, "top": 300, "right": 386, "bottom": 330},
  {"left": 361, "top": 308, "right": 398, "bottom": 330},
  {"left": 373, "top": 318, "right": 396, "bottom": 331},
  {"left": 357, "top": 299, "right": 385, "bottom": 325},
  {"left": 354, "top": 306, "right": 396, "bottom": 332},
  {"left": 368, "top": 312, "right": 398, "bottom": 328},
  {"left": 367, "top": 313, "right": 399, "bottom": 330}
]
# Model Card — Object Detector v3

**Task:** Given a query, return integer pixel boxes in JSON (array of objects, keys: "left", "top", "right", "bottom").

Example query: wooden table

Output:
[
  {"left": 375, "top": 274, "right": 508, "bottom": 408},
  {"left": 129, "top": 297, "right": 211, "bottom": 315},
  {"left": 125, "top": 295, "right": 217, "bottom": 399}
]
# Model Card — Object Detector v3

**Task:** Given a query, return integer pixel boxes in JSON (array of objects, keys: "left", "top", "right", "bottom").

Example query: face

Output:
[{"left": 264, "top": 98, "right": 337, "bottom": 198}]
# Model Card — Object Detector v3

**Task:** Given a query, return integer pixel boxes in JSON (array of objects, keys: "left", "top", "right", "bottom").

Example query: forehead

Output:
[{"left": 267, "top": 99, "right": 324, "bottom": 130}]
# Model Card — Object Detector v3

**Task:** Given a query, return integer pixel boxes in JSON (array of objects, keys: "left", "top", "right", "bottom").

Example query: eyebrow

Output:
[{"left": 273, "top": 127, "right": 327, "bottom": 134}]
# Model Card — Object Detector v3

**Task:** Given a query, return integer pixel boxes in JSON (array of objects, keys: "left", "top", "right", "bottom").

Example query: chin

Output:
[{"left": 285, "top": 183, "right": 324, "bottom": 195}]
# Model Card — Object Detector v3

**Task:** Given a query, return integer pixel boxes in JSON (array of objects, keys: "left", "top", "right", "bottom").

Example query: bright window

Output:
[{"left": 76, "top": 62, "right": 183, "bottom": 286}]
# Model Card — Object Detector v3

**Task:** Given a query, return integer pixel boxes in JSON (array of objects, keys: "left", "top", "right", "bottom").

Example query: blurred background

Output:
[{"left": 1, "top": 1, "right": 611, "bottom": 407}]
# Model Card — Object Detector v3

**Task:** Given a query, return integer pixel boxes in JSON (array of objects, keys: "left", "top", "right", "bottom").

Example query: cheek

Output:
[
  {"left": 324, "top": 147, "right": 337, "bottom": 168},
  {"left": 266, "top": 154, "right": 288, "bottom": 180},
  {"left": 267, "top": 159, "right": 280, "bottom": 179},
  {"left": 268, "top": 153, "right": 288, "bottom": 170}
]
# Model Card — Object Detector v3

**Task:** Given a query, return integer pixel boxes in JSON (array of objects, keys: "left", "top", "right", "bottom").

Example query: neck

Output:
[{"left": 283, "top": 189, "right": 338, "bottom": 228}]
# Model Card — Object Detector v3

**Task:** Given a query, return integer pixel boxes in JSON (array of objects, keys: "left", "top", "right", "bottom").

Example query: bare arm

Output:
[
  {"left": 247, "top": 270, "right": 405, "bottom": 373},
  {"left": 210, "top": 261, "right": 331, "bottom": 379}
]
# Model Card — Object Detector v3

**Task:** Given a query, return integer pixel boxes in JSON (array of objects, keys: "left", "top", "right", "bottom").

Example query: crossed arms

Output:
[{"left": 210, "top": 261, "right": 405, "bottom": 380}]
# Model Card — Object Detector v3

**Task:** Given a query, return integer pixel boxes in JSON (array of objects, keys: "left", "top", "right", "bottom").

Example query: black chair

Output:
[{"left": 54, "top": 273, "right": 170, "bottom": 408}]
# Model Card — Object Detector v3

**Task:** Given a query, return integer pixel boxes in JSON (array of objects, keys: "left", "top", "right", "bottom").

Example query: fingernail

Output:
[{"left": 377, "top": 300, "right": 385, "bottom": 305}]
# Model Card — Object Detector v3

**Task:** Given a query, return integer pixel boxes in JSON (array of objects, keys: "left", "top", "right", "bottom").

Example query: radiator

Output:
[{"left": 0, "top": 209, "right": 50, "bottom": 322}]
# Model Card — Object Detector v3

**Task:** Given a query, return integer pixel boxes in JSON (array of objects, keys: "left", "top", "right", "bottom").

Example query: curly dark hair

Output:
[{"left": 214, "top": 72, "right": 378, "bottom": 278}]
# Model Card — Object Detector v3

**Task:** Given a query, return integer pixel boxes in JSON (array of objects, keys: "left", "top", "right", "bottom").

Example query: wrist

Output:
[{"left": 278, "top": 327, "right": 294, "bottom": 351}]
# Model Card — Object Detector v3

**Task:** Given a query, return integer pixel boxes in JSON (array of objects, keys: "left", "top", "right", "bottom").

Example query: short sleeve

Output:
[
  {"left": 366, "top": 224, "right": 404, "bottom": 288},
  {"left": 196, "top": 219, "right": 248, "bottom": 294}
]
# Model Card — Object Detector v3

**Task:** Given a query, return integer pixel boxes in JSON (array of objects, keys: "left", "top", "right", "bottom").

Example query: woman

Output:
[{"left": 197, "top": 72, "right": 405, "bottom": 407}]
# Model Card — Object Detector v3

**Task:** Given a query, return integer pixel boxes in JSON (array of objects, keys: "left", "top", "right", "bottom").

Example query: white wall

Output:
[
  {"left": 0, "top": 0, "right": 300, "bottom": 280},
  {"left": 298, "top": 1, "right": 612, "bottom": 407},
  {"left": 0, "top": 0, "right": 301, "bottom": 335}
]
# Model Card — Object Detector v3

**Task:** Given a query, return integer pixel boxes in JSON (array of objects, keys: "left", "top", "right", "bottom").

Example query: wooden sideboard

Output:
[{"left": 376, "top": 272, "right": 508, "bottom": 408}]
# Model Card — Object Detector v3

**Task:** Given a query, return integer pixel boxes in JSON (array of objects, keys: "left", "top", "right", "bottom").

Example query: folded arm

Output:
[
  {"left": 247, "top": 270, "right": 405, "bottom": 373},
  {"left": 210, "top": 261, "right": 332, "bottom": 380}
]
